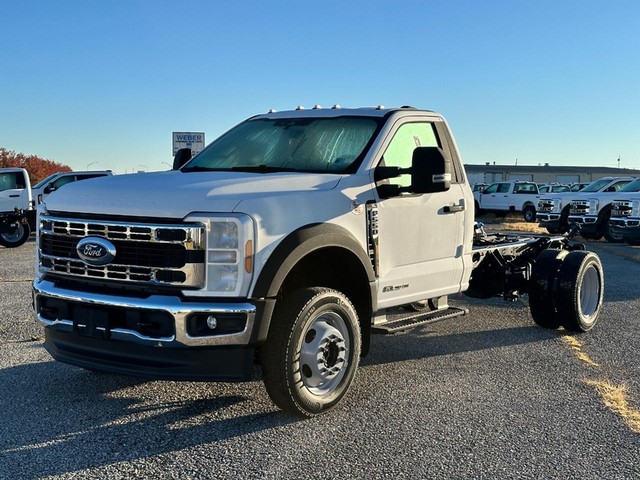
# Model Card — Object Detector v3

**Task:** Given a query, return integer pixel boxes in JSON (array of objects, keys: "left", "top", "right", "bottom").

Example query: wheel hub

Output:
[{"left": 299, "top": 313, "right": 349, "bottom": 393}]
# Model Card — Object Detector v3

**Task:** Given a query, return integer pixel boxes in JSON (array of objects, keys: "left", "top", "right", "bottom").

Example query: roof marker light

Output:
[
  {"left": 331, "top": 104, "right": 341, "bottom": 109},
  {"left": 268, "top": 109, "right": 277, "bottom": 113},
  {"left": 375, "top": 105, "right": 385, "bottom": 110},
  {"left": 312, "top": 104, "right": 322, "bottom": 109},
  {"left": 295, "top": 105, "right": 305, "bottom": 110}
]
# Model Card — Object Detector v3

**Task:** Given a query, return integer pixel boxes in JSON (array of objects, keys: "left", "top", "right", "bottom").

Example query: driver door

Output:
[{"left": 374, "top": 120, "right": 467, "bottom": 309}]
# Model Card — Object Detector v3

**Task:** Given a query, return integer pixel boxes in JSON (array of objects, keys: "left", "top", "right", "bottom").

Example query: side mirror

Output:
[
  {"left": 410, "top": 147, "right": 451, "bottom": 194},
  {"left": 173, "top": 148, "right": 192, "bottom": 170},
  {"left": 604, "top": 186, "right": 616, "bottom": 192},
  {"left": 44, "top": 184, "right": 56, "bottom": 194}
]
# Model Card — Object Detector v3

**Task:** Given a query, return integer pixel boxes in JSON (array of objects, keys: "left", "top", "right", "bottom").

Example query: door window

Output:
[
  {"left": 0, "top": 172, "right": 26, "bottom": 191},
  {"left": 382, "top": 122, "right": 439, "bottom": 187}
]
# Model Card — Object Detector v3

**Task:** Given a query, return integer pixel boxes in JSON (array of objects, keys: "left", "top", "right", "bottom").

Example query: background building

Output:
[{"left": 465, "top": 164, "right": 640, "bottom": 186}]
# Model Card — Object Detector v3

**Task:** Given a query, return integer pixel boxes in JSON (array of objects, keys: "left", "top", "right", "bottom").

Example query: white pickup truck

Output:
[
  {"left": 610, "top": 193, "right": 640, "bottom": 245},
  {"left": 32, "top": 106, "right": 605, "bottom": 416},
  {"left": 473, "top": 181, "right": 540, "bottom": 222},
  {"left": 31, "top": 170, "right": 113, "bottom": 205},
  {"left": 568, "top": 177, "right": 640, "bottom": 242},
  {"left": 537, "top": 177, "right": 635, "bottom": 235},
  {"left": 0, "top": 167, "right": 33, "bottom": 247}
]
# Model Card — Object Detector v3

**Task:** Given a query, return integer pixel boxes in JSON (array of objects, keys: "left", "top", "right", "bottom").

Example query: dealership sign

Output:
[{"left": 172, "top": 132, "right": 205, "bottom": 156}]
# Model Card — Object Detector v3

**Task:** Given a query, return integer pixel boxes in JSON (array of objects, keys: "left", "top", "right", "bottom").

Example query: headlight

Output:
[
  {"left": 183, "top": 213, "right": 255, "bottom": 297},
  {"left": 588, "top": 198, "right": 599, "bottom": 214},
  {"left": 633, "top": 200, "right": 640, "bottom": 217}
]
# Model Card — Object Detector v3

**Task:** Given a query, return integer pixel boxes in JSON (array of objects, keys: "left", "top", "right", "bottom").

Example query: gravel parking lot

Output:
[{"left": 1, "top": 238, "right": 639, "bottom": 479}]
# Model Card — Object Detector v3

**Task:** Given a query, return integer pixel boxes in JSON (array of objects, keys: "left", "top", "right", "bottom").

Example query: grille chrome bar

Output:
[{"left": 38, "top": 215, "right": 206, "bottom": 288}]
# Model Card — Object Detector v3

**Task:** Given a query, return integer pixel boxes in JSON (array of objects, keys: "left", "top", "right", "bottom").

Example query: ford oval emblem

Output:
[{"left": 77, "top": 237, "right": 116, "bottom": 266}]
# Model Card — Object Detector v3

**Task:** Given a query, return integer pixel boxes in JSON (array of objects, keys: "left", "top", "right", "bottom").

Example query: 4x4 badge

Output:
[{"left": 77, "top": 237, "right": 116, "bottom": 266}]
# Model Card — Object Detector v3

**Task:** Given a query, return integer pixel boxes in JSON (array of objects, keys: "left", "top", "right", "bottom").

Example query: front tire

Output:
[
  {"left": 523, "top": 206, "right": 536, "bottom": 223},
  {"left": 0, "top": 220, "right": 30, "bottom": 248},
  {"left": 260, "top": 287, "right": 361, "bottom": 417}
]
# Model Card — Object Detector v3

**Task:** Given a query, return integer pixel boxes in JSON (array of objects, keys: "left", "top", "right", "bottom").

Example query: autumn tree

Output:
[{"left": 0, "top": 147, "right": 72, "bottom": 185}]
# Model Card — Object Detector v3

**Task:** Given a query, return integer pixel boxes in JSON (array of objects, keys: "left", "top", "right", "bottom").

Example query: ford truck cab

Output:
[{"left": 32, "top": 106, "right": 605, "bottom": 416}]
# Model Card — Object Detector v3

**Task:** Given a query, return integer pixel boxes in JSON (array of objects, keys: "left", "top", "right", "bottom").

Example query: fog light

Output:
[{"left": 206, "top": 315, "right": 218, "bottom": 330}]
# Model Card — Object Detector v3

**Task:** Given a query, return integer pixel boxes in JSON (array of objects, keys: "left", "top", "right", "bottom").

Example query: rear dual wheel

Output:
[{"left": 529, "top": 250, "right": 604, "bottom": 332}]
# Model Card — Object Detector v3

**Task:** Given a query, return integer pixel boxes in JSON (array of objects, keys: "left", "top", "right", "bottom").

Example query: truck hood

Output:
[{"left": 44, "top": 170, "right": 342, "bottom": 218}]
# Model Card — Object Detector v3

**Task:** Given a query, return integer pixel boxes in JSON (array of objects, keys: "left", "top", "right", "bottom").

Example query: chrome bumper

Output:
[
  {"left": 33, "top": 278, "right": 256, "bottom": 347},
  {"left": 568, "top": 215, "right": 597, "bottom": 224}
]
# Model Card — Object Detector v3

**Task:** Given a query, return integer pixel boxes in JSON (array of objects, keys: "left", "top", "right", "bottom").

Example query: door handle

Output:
[
  {"left": 9, "top": 194, "right": 19, "bottom": 198},
  {"left": 444, "top": 204, "right": 465, "bottom": 213}
]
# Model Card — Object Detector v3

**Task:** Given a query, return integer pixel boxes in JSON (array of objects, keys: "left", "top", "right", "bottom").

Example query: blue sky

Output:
[{"left": 1, "top": 1, "right": 639, "bottom": 173}]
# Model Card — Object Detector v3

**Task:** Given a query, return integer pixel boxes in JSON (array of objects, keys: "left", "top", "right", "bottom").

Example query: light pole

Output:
[
  {"left": 138, "top": 164, "right": 149, "bottom": 172},
  {"left": 161, "top": 161, "right": 172, "bottom": 170},
  {"left": 86, "top": 161, "right": 98, "bottom": 170}
]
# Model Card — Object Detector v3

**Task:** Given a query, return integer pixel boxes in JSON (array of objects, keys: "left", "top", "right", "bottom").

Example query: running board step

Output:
[{"left": 371, "top": 306, "right": 469, "bottom": 334}]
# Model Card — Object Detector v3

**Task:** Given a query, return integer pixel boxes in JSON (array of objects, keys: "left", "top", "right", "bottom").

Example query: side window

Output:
[
  {"left": 484, "top": 183, "right": 499, "bottom": 194},
  {"left": 497, "top": 183, "right": 510, "bottom": 193},
  {"left": 612, "top": 181, "right": 631, "bottom": 191},
  {"left": 382, "top": 122, "right": 439, "bottom": 187},
  {"left": 0, "top": 173, "right": 18, "bottom": 192},
  {"left": 52, "top": 176, "right": 76, "bottom": 190}
]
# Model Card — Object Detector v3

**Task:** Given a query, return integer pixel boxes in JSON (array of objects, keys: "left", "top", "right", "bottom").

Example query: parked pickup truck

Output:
[
  {"left": 537, "top": 177, "right": 634, "bottom": 234},
  {"left": 568, "top": 178, "right": 640, "bottom": 242},
  {"left": 32, "top": 170, "right": 113, "bottom": 205},
  {"left": 0, "top": 167, "right": 33, "bottom": 248},
  {"left": 33, "top": 106, "right": 605, "bottom": 416},
  {"left": 609, "top": 193, "right": 640, "bottom": 245},
  {"left": 473, "top": 181, "right": 540, "bottom": 222}
]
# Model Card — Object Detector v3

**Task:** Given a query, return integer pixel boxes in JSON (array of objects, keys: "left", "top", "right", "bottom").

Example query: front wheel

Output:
[
  {"left": 0, "top": 220, "right": 31, "bottom": 248},
  {"left": 260, "top": 287, "right": 361, "bottom": 417},
  {"left": 523, "top": 206, "right": 536, "bottom": 223}
]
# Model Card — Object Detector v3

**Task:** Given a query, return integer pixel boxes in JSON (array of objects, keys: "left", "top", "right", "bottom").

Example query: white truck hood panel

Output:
[{"left": 44, "top": 171, "right": 342, "bottom": 218}]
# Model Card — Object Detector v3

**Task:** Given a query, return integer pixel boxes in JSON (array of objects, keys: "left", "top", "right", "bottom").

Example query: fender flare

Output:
[{"left": 253, "top": 223, "right": 376, "bottom": 299}]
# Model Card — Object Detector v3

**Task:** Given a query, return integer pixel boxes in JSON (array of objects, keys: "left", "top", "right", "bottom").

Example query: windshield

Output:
[
  {"left": 32, "top": 173, "right": 59, "bottom": 189},
  {"left": 620, "top": 178, "right": 640, "bottom": 192},
  {"left": 581, "top": 178, "right": 615, "bottom": 193},
  {"left": 182, "top": 117, "right": 380, "bottom": 174}
]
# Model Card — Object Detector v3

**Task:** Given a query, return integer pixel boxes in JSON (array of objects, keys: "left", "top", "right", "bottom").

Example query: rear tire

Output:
[
  {"left": 556, "top": 251, "right": 604, "bottom": 332},
  {"left": 0, "top": 220, "right": 31, "bottom": 248},
  {"left": 529, "top": 249, "right": 567, "bottom": 329},
  {"left": 260, "top": 287, "right": 361, "bottom": 417}
]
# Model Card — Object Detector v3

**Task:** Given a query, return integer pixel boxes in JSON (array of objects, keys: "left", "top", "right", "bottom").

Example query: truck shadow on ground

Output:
[{"left": 0, "top": 353, "right": 297, "bottom": 478}]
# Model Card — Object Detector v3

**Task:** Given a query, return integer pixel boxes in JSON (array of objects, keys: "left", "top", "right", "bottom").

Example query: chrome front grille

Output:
[
  {"left": 570, "top": 200, "right": 590, "bottom": 215},
  {"left": 38, "top": 215, "right": 206, "bottom": 287},
  {"left": 537, "top": 200, "right": 556, "bottom": 213},
  {"left": 611, "top": 201, "right": 632, "bottom": 217}
]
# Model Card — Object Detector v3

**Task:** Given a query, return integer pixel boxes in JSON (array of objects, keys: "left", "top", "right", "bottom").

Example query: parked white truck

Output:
[
  {"left": 473, "top": 181, "right": 540, "bottom": 222},
  {"left": 568, "top": 178, "right": 640, "bottom": 242},
  {"left": 0, "top": 167, "right": 33, "bottom": 247},
  {"left": 537, "top": 177, "right": 634, "bottom": 235},
  {"left": 33, "top": 106, "right": 605, "bottom": 416},
  {"left": 609, "top": 192, "right": 640, "bottom": 245}
]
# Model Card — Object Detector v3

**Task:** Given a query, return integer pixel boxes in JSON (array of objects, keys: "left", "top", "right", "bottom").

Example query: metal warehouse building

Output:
[{"left": 464, "top": 164, "right": 640, "bottom": 186}]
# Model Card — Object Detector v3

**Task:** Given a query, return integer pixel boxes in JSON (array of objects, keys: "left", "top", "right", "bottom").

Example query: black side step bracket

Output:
[{"left": 371, "top": 306, "right": 468, "bottom": 335}]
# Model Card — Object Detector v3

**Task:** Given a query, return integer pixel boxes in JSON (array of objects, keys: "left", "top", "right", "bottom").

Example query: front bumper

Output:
[
  {"left": 536, "top": 213, "right": 562, "bottom": 229},
  {"left": 33, "top": 278, "right": 259, "bottom": 380},
  {"left": 568, "top": 215, "right": 599, "bottom": 235},
  {"left": 610, "top": 218, "right": 640, "bottom": 242}
]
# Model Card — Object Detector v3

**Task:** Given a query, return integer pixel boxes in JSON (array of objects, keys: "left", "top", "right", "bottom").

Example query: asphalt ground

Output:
[{"left": 1, "top": 237, "right": 639, "bottom": 479}]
